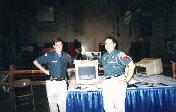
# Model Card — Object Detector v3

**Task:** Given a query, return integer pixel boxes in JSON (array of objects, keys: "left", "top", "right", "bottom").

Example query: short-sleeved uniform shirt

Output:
[
  {"left": 36, "top": 51, "right": 73, "bottom": 78},
  {"left": 99, "top": 49, "right": 133, "bottom": 77}
]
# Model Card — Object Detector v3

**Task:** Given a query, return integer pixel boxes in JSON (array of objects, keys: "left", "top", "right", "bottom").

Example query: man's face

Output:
[
  {"left": 105, "top": 39, "right": 116, "bottom": 53},
  {"left": 53, "top": 41, "right": 63, "bottom": 52}
]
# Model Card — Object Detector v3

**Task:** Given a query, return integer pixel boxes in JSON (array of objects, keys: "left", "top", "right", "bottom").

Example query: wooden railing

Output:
[{"left": 1, "top": 65, "right": 47, "bottom": 90}]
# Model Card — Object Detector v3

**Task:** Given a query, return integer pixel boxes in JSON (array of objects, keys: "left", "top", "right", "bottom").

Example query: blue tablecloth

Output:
[{"left": 66, "top": 87, "right": 176, "bottom": 112}]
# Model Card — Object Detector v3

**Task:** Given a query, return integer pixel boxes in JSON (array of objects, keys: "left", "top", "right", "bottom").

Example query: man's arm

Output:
[
  {"left": 125, "top": 61, "right": 135, "bottom": 83},
  {"left": 33, "top": 60, "right": 49, "bottom": 75}
]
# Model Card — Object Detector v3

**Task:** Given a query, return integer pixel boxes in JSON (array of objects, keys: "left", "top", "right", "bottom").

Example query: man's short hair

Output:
[
  {"left": 105, "top": 36, "right": 117, "bottom": 44},
  {"left": 52, "top": 38, "right": 64, "bottom": 45}
]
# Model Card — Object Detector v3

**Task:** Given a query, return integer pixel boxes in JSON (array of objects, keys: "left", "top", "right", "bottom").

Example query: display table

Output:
[{"left": 67, "top": 87, "right": 176, "bottom": 112}]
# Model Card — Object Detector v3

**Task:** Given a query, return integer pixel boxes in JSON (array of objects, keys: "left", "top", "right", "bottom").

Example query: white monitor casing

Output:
[{"left": 75, "top": 60, "right": 99, "bottom": 85}]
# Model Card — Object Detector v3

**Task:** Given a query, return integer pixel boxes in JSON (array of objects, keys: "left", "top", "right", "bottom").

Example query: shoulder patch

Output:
[
  {"left": 123, "top": 56, "right": 129, "bottom": 61},
  {"left": 119, "top": 52, "right": 129, "bottom": 61},
  {"left": 119, "top": 52, "right": 126, "bottom": 57}
]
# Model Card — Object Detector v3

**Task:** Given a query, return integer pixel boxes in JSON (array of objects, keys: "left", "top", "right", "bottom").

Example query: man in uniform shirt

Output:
[
  {"left": 33, "top": 38, "right": 74, "bottom": 112},
  {"left": 99, "top": 36, "right": 135, "bottom": 112}
]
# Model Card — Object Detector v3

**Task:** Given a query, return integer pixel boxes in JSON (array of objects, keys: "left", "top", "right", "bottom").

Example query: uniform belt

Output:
[
  {"left": 105, "top": 75, "right": 119, "bottom": 79},
  {"left": 50, "top": 76, "right": 65, "bottom": 81}
]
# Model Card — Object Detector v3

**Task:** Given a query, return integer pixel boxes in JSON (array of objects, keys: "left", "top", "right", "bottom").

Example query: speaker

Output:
[
  {"left": 130, "top": 42, "right": 150, "bottom": 62},
  {"left": 99, "top": 43, "right": 106, "bottom": 55}
]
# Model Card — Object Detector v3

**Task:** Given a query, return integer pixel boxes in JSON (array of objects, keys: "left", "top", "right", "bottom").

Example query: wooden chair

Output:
[{"left": 12, "top": 79, "right": 35, "bottom": 112}]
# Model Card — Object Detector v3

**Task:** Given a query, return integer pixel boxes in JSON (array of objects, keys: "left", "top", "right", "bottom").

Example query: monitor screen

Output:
[{"left": 75, "top": 60, "right": 99, "bottom": 84}]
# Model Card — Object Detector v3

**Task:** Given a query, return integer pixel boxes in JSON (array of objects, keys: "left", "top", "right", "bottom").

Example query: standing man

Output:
[
  {"left": 33, "top": 38, "right": 74, "bottom": 112},
  {"left": 99, "top": 36, "right": 135, "bottom": 112}
]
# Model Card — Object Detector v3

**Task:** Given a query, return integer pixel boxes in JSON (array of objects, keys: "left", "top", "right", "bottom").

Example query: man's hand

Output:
[{"left": 44, "top": 70, "right": 49, "bottom": 75}]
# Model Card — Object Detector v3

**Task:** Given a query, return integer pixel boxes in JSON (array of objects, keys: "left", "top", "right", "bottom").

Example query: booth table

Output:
[{"left": 66, "top": 87, "right": 176, "bottom": 112}]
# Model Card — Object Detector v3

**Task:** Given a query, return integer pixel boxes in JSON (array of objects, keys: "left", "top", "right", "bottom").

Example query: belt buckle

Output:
[
  {"left": 114, "top": 75, "right": 119, "bottom": 77},
  {"left": 106, "top": 75, "right": 119, "bottom": 79},
  {"left": 53, "top": 77, "right": 59, "bottom": 81},
  {"left": 55, "top": 77, "right": 65, "bottom": 81},
  {"left": 50, "top": 76, "right": 65, "bottom": 81},
  {"left": 105, "top": 76, "right": 111, "bottom": 79}
]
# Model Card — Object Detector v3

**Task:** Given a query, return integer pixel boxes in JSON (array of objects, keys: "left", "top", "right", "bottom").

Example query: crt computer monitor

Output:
[{"left": 75, "top": 60, "right": 99, "bottom": 85}]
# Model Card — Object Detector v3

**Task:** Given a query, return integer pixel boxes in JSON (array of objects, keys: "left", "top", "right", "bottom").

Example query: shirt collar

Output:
[
  {"left": 109, "top": 49, "right": 118, "bottom": 56},
  {"left": 54, "top": 51, "right": 62, "bottom": 57}
]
